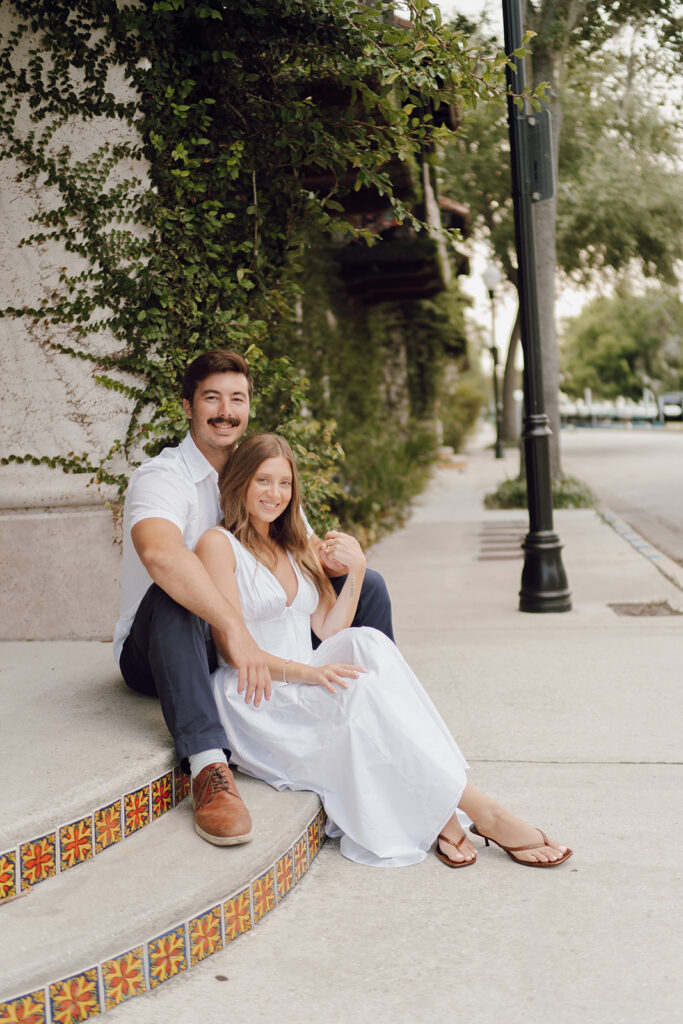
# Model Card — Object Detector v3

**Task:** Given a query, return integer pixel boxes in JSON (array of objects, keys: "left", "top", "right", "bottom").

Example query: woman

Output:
[{"left": 195, "top": 434, "right": 572, "bottom": 869}]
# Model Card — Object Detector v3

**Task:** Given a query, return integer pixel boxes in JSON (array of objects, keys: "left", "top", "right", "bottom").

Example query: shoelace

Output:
[{"left": 207, "top": 767, "right": 233, "bottom": 795}]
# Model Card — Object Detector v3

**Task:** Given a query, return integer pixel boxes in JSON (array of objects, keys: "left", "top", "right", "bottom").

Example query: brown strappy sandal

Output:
[
  {"left": 435, "top": 832, "right": 477, "bottom": 869},
  {"left": 469, "top": 824, "right": 573, "bottom": 867}
]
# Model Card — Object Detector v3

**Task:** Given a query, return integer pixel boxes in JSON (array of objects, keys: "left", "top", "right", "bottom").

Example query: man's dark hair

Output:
[{"left": 182, "top": 349, "right": 254, "bottom": 403}]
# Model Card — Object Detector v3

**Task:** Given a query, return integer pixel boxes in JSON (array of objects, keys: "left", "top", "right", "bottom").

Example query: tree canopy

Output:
[
  {"left": 560, "top": 287, "right": 683, "bottom": 401},
  {"left": 441, "top": 6, "right": 683, "bottom": 450}
]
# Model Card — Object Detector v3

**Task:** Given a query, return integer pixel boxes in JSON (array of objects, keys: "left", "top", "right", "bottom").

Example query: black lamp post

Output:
[
  {"left": 482, "top": 260, "right": 504, "bottom": 459},
  {"left": 501, "top": 0, "right": 571, "bottom": 612}
]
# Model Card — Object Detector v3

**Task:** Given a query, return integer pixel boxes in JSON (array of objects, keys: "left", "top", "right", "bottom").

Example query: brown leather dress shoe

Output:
[{"left": 192, "top": 763, "right": 253, "bottom": 846}]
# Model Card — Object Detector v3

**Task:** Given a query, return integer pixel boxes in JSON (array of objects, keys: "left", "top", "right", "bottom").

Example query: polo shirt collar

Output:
[{"left": 179, "top": 432, "right": 218, "bottom": 484}]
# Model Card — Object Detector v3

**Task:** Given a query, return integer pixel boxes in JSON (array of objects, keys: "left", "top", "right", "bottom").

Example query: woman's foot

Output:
[
  {"left": 437, "top": 825, "right": 477, "bottom": 867},
  {"left": 470, "top": 804, "right": 570, "bottom": 865}
]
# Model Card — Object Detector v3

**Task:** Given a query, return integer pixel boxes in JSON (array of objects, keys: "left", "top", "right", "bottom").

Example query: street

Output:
[{"left": 561, "top": 425, "right": 683, "bottom": 566}]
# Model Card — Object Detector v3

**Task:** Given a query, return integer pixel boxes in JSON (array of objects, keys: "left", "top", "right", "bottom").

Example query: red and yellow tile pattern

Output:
[
  {"left": 0, "top": 988, "right": 45, "bottom": 1023},
  {"left": 20, "top": 835, "right": 56, "bottom": 892},
  {"left": 189, "top": 906, "right": 223, "bottom": 966},
  {"left": 94, "top": 801, "right": 122, "bottom": 855},
  {"left": 0, "top": 851, "right": 17, "bottom": 903},
  {"left": 147, "top": 925, "right": 188, "bottom": 989},
  {"left": 0, "top": 761, "right": 190, "bottom": 907},
  {"left": 151, "top": 772, "right": 173, "bottom": 820},
  {"left": 307, "top": 808, "right": 326, "bottom": 861},
  {"left": 174, "top": 766, "right": 191, "bottom": 804},
  {"left": 224, "top": 887, "right": 252, "bottom": 944},
  {"left": 102, "top": 947, "right": 146, "bottom": 1010},
  {"left": 293, "top": 832, "right": 309, "bottom": 882},
  {"left": 123, "top": 787, "right": 150, "bottom": 837},
  {"left": 252, "top": 868, "right": 276, "bottom": 924},
  {"left": 49, "top": 968, "right": 100, "bottom": 1022},
  {"left": 59, "top": 818, "right": 93, "bottom": 872},
  {"left": 276, "top": 850, "right": 294, "bottom": 899},
  {"left": 0, "top": 804, "right": 325, "bottom": 1022}
]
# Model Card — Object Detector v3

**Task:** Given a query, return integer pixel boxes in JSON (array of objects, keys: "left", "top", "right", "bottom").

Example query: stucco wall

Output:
[{"left": 0, "top": 5, "right": 148, "bottom": 638}]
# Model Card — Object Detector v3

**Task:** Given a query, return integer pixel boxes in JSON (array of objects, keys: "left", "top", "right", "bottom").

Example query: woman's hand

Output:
[
  {"left": 300, "top": 662, "right": 366, "bottom": 694},
  {"left": 319, "top": 530, "right": 366, "bottom": 577}
]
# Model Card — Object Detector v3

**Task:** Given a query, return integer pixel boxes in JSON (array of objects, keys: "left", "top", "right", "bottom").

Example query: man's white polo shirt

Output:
[{"left": 113, "top": 433, "right": 222, "bottom": 664}]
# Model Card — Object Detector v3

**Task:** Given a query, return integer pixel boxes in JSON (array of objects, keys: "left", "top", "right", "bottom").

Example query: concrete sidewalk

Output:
[{"left": 105, "top": 436, "right": 683, "bottom": 1024}]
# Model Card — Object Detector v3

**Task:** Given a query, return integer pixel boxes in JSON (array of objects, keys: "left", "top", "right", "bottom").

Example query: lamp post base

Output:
[{"left": 519, "top": 530, "right": 572, "bottom": 612}]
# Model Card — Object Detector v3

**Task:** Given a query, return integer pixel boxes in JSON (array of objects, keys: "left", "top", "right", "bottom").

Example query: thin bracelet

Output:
[{"left": 282, "top": 659, "right": 292, "bottom": 683}]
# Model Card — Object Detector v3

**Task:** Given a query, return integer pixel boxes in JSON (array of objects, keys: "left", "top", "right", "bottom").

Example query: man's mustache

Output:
[{"left": 208, "top": 416, "right": 241, "bottom": 427}]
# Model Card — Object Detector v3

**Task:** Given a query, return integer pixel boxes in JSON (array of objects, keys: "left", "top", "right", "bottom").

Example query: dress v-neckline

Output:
[
  {"left": 272, "top": 551, "right": 300, "bottom": 608},
  {"left": 217, "top": 527, "right": 301, "bottom": 607},
  {"left": 246, "top": 540, "right": 300, "bottom": 608}
]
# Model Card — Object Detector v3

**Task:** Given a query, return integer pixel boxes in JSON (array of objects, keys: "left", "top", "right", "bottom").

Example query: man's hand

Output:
[
  {"left": 318, "top": 530, "right": 366, "bottom": 578},
  {"left": 224, "top": 626, "right": 272, "bottom": 707}
]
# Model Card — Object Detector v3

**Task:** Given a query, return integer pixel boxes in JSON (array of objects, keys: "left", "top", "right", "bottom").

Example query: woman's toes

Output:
[{"left": 438, "top": 834, "right": 476, "bottom": 864}]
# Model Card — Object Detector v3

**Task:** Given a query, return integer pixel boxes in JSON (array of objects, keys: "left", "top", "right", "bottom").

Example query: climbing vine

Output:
[{"left": 0, "top": 0, "right": 523, "bottom": 530}]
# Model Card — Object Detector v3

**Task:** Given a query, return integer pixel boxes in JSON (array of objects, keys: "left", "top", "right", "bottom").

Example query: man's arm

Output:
[{"left": 131, "top": 518, "right": 271, "bottom": 703}]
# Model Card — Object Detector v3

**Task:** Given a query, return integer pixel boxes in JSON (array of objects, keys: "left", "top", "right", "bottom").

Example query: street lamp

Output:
[
  {"left": 501, "top": 0, "right": 571, "bottom": 612},
  {"left": 482, "top": 260, "right": 504, "bottom": 459}
]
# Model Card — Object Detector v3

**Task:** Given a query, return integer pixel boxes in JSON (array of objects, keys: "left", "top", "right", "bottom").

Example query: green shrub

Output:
[
  {"left": 484, "top": 474, "right": 595, "bottom": 509},
  {"left": 439, "top": 369, "right": 487, "bottom": 451},
  {"left": 332, "top": 421, "right": 439, "bottom": 545}
]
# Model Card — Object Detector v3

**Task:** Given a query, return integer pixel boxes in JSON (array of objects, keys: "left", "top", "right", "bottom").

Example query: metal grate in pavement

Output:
[{"left": 608, "top": 601, "right": 683, "bottom": 617}]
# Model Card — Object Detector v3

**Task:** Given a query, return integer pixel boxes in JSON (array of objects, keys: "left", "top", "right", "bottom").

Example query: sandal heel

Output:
[{"left": 469, "top": 822, "right": 572, "bottom": 868}]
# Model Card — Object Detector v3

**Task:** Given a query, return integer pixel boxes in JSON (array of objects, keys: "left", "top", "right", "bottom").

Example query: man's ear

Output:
[{"left": 182, "top": 398, "right": 192, "bottom": 420}]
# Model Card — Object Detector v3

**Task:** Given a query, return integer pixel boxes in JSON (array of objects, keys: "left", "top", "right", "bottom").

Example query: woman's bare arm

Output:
[
  {"left": 310, "top": 531, "right": 366, "bottom": 641},
  {"left": 196, "top": 529, "right": 364, "bottom": 699}
]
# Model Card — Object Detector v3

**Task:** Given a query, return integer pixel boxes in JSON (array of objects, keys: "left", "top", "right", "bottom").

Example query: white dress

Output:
[{"left": 211, "top": 529, "right": 469, "bottom": 867}]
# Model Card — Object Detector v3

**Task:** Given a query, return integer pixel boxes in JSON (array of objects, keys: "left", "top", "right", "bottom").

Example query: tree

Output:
[
  {"left": 523, "top": 0, "right": 682, "bottom": 475},
  {"left": 556, "top": 50, "right": 683, "bottom": 285},
  {"left": 442, "top": 13, "right": 683, "bottom": 463},
  {"left": 561, "top": 288, "right": 683, "bottom": 400}
]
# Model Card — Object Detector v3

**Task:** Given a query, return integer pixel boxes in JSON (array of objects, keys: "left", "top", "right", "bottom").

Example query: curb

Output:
[{"left": 599, "top": 507, "right": 683, "bottom": 594}]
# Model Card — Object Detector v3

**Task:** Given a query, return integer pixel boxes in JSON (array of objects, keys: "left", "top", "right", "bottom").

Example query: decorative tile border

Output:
[
  {"left": 49, "top": 968, "right": 100, "bottom": 1023},
  {"left": 189, "top": 906, "right": 222, "bottom": 966},
  {"left": 252, "top": 867, "right": 276, "bottom": 925},
  {"left": 20, "top": 834, "right": 56, "bottom": 892},
  {"left": 0, "top": 806, "right": 326, "bottom": 1023},
  {"left": 147, "top": 925, "right": 188, "bottom": 989},
  {"left": 1, "top": 767, "right": 183, "bottom": 903},
  {"left": 0, "top": 852, "right": 17, "bottom": 903},
  {"left": 224, "top": 886, "right": 251, "bottom": 944},
  {"left": 102, "top": 946, "right": 146, "bottom": 1011}
]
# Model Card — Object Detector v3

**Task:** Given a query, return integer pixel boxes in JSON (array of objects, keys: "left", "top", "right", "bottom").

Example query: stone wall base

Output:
[{"left": 1, "top": 505, "right": 121, "bottom": 640}]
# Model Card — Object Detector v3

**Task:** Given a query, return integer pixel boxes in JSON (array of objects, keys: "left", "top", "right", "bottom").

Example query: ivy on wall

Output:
[{"left": 0, "top": 0, "right": 520, "bottom": 531}]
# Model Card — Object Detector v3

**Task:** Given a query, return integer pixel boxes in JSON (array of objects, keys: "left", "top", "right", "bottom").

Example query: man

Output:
[{"left": 114, "top": 350, "right": 394, "bottom": 847}]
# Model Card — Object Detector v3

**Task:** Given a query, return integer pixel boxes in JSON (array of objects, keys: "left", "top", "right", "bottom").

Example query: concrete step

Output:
[
  {"left": 1, "top": 641, "right": 177, "bottom": 901},
  {"left": 1, "top": 772, "right": 322, "bottom": 1014},
  {"left": 0, "top": 640, "right": 325, "bottom": 1021}
]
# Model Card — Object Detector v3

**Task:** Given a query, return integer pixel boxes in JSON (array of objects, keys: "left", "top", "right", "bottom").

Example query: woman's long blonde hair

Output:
[{"left": 218, "top": 433, "right": 334, "bottom": 601}]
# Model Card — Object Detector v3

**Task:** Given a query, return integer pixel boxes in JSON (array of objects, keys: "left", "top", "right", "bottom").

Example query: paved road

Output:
[{"left": 561, "top": 426, "right": 683, "bottom": 566}]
